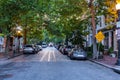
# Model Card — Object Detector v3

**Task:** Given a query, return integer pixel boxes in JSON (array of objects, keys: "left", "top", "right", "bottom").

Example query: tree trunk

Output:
[
  {"left": 24, "top": 28, "right": 27, "bottom": 45},
  {"left": 5, "top": 35, "right": 10, "bottom": 56},
  {"left": 89, "top": 0, "right": 98, "bottom": 59}
]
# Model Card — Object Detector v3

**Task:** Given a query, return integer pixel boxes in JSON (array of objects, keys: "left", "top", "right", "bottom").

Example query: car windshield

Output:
[
  {"left": 74, "top": 48, "right": 84, "bottom": 51},
  {"left": 25, "top": 45, "right": 33, "bottom": 47},
  {"left": 66, "top": 46, "right": 71, "bottom": 48}
]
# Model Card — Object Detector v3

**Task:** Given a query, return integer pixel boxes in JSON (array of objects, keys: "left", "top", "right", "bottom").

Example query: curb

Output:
[
  {"left": 113, "top": 67, "right": 120, "bottom": 74},
  {"left": 0, "top": 53, "right": 23, "bottom": 66},
  {"left": 89, "top": 59, "right": 120, "bottom": 74},
  {"left": 89, "top": 59, "right": 114, "bottom": 69},
  {"left": 7, "top": 53, "right": 23, "bottom": 59}
]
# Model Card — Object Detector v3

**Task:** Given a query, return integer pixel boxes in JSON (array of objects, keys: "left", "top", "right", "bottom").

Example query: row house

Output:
[{"left": 86, "top": 15, "right": 117, "bottom": 52}]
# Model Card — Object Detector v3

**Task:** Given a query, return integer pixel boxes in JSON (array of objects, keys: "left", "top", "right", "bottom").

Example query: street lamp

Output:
[
  {"left": 16, "top": 26, "right": 22, "bottom": 39},
  {"left": 116, "top": 3, "right": 120, "bottom": 65},
  {"left": 15, "top": 26, "right": 23, "bottom": 54}
]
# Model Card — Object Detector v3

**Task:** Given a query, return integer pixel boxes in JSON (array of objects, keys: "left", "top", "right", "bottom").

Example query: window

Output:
[{"left": 104, "top": 32, "right": 109, "bottom": 49}]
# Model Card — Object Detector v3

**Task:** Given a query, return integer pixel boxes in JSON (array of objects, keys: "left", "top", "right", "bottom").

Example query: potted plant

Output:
[{"left": 108, "top": 47, "right": 116, "bottom": 57}]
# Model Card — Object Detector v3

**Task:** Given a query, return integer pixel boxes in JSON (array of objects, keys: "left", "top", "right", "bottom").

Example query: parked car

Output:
[
  {"left": 41, "top": 42, "right": 47, "bottom": 48},
  {"left": 59, "top": 45, "right": 64, "bottom": 53},
  {"left": 35, "top": 45, "right": 42, "bottom": 52},
  {"left": 23, "top": 44, "right": 36, "bottom": 54},
  {"left": 48, "top": 42, "right": 54, "bottom": 47},
  {"left": 62, "top": 45, "right": 73, "bottom": 55},
  {"left": 68, "top": 48, "right": 87, "bottom": 60}
]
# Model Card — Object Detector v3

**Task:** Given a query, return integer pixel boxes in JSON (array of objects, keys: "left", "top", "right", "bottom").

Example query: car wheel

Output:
[
  {"left": 84, "top": 57, "right": 87, "bottom": 60},
  {"left": 63, "top": 52, "right": 65, "bottom": 55},
  {"left": 70, "top": 56, "right": 74, "bottom": 60}
]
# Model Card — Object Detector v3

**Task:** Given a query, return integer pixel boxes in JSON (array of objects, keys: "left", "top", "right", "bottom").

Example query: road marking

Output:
[
  {"left": 40, "top": 51, "right": 48, "bottom": 61},
  {"left": 48, "top": 51, "right": 51, "bottom": 62},
  {"left": 52, "top": 51, "right": 56, "bottom": 61}
]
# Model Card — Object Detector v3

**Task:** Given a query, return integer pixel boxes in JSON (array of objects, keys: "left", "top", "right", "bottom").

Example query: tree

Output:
[
  {"left": 87, "top": 0, "right": 97, "bottom": 59},
  {"left": 0, "top": 0, "right": 44, "bottom": 44},
  {"left": 86, "top": 0, "right": 118, "bottom": 59},
  {"left": 1, "top": 0, "right": 117, "bottom": 57},
  {"left": 97, "top": 0, "right": 118, "bottom": 26},
  {"left": 70, "top": 30, "right": 86, "bottom": 48},
  {"left": 53, "top": 0, "right": 90, "bottom": 45}
]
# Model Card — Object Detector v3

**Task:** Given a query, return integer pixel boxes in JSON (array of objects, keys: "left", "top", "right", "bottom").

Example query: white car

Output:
[
  {"left": 41, "top": 43, "right": 47, "bottom": 48},
  {"left": 36, "top": 45, "right": 42, "bottom": 51},
  {"left": 23, "top": 44, "right": 36, "bottom": 54},
  {"left": 68, "top": 48, "right": 87, "bottom": 60},
  {"left": 48, "top": 43, "right": 54, "bottom": 47}
]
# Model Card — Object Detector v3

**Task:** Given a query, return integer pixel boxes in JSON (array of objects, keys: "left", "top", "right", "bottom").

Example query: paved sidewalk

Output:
[
  {"left": 0, "top": 51, "right": 23, "bottom": 66},
  {"left": 89, "top": 55, "right": 120, "bottom": 74},
  {"left": 0, "top": 52, "right": 8, "bottom": 60},
  {"left": 0, "top": 52, "right": 11, "bottom": 66}
]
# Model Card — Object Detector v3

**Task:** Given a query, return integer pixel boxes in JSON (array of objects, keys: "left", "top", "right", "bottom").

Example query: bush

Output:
[
  {"left": 97, "top": 43, "right": 104, "bottom": 52},
  {"left": 87, "top": 51, "right": 93, "bottom": 58},
  {"left": 108, "top": 47, "right": 113, "bottom": 54},
  {"left": 89, "top": 43, "right": 104, "bottom": 53},
  {"left": 85, "top": 47, "right": 92, "bottom": 52}
]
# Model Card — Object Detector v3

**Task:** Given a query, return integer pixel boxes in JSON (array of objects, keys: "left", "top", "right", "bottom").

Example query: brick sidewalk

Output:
[
  {"left": 95, "top": 55, "right": 117, "bottom": 67},
  {"left": 0, "top": 52, "right": 4, "bottom": 58},
  {"left": 0, "top": 50, "right": 23, "bottom": 60}
]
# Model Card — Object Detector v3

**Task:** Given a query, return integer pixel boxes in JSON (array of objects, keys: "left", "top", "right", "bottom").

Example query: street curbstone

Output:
[
  {"left": 89, "top": 59, "right": 114, "bottom": 69},
  {"left": 113, "top": 66, "right": 120, "bottom": 74},
  {"left": 89, "top": 59, "right": 120, "bottom": 74}
]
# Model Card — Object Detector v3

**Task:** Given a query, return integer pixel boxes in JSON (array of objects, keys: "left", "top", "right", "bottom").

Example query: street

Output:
[{"left": 0, "top": 47, "right": 120, "bottom": 80}]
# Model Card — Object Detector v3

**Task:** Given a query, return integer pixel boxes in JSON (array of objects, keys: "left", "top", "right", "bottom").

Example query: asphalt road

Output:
[{"left": 0, "top": 47, "right": 120, "bottom": 80}]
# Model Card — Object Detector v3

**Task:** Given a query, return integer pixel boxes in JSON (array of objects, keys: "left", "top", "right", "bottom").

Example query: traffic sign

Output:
[{"left": 95, "top": 31, "right": 105, "bottom": 42}]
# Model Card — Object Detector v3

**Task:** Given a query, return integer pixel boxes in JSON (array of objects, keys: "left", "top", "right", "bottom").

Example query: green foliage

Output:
[
  {"left": 97, "top": 43, "right": 104, "bottom": 52},
  {"left": 94, "top": 0, "right": 117, "bottom": 29},
  {"left": 89, "top": 43, "right": 104, "bottom": 53},
  {"left": 87, "top": 51, "right": 93, "bottom": 58},
  {"left": 70, "top": 30, "right": 86, "bottom": 48},
  {"left": 0, "top": 0, "right": 116, "bottom": 44},
  {"left": 108, "top": 47, "right": 114, "bottom": 54},
  {"left": 0, "top": 0, "right": 90, "bottom": 44}
]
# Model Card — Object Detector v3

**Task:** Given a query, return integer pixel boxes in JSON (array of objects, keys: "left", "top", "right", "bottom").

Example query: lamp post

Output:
[
  {"left": 15, "top": 26, "right": 22, "bottom": 54},
  {"left": 116, "top": 3, "right": 120, "bottom": 65}
]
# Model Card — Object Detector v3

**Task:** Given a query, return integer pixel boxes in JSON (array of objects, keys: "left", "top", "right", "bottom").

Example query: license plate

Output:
[{"left": 77, "top": 55, "right": 84, "bottom": 57}]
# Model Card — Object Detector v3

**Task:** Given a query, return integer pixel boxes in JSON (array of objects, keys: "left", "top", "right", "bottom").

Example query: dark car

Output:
[
  {"left": 23, "top": 44, "right": 36, "bottom": 54},
  {"left": 48, "top": 42, "right": 54, "bottom": 47},
  {"left": 41, "top": 43, "right": 47, "bottom": 48},
  {"left": 35, "top": 45, "right": 42, "bottom": 52},
  {"left": 62, "top": 46, "right": 73, "bottom": 55},
  {"left": 59, "top": 45, "right": 64, "bottom": 53},
  {"left": 68, "top": 48, "right": 87, "bottom": 60}
]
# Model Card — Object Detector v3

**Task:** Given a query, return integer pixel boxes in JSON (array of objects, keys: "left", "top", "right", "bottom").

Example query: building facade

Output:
[{"left": 87, "top": 15, "right": 117, "bottom": 52}]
